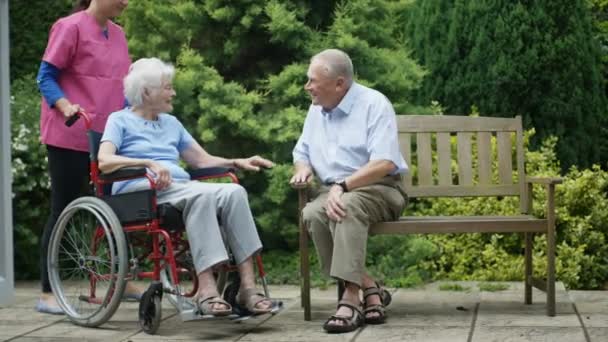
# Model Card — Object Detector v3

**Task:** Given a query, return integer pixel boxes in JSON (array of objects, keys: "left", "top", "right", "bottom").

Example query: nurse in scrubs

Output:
[{"left": 35, "top": 0, "right": 131, "bottom": 314}]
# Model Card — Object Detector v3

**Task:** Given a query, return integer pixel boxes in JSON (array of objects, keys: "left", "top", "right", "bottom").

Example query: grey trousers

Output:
[
  {"left": 302, "top": 177, "right": 407, "bottom": 287},
  {"left": 128, "top": 181, "right": 263, "bottom": 274}
]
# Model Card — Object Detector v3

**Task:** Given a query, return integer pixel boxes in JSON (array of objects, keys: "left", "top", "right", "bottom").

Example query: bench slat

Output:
[
  {"left": 457, "top": 132, "right": 473, "bottom": 185},
  {"left": 417, "top": 133, "right": 433, "bottom": 185},
  {"left": 397, "top": 115, "right": 520, "bottom": 132},
  {"left": 437, "top": 132, "right": 452, "bottom": 185},
  {"left": 407, "top": 184, "right": 520, "bottom": 197},
  {"left": 497, "top": 131, "right": 513, "bottom": 184},
  {"left": 400, "top": 133, "right": 412, "bottom": 186},
  {"left": 371, "top": 216, "right": 547, "bottom": 234},
  {"left": 477, "top": 132, "right": 492, "bottom": 184}
]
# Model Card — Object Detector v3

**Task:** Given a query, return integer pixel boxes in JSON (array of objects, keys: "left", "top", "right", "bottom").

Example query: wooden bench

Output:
[{"left": 294, "top": 115, "right": 562, "bottom": 321}]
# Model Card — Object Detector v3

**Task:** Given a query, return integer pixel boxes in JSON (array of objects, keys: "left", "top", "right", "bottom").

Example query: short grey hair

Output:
[
  {"left": 310, "top": 49, "right": 354, "bottom": 85},
  {"left": 124, "top": 58, "right": 175, "bottom": 107}
]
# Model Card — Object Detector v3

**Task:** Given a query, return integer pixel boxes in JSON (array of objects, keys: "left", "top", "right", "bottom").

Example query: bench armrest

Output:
[
  {"left": 525, "top": 176, "right": 563, "bottom": 185},
  {"left": 99, "top": 167, "right": 147, "bottom": 182},
  {"left": 188, "top": 167, "right": 238, "bottom": 183},
  {"left": 290, "top": 182, "right": 312, "bottom": 190}
]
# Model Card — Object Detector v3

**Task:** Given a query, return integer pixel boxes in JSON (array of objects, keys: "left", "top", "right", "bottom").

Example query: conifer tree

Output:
[{"left": 406, "top": 0, "right": 608, "bottom": 168}]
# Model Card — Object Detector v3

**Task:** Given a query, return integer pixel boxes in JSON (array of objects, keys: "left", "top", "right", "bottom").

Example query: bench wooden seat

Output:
[{"left": 294, "top": 115, "right": 561, "bottom": 320}]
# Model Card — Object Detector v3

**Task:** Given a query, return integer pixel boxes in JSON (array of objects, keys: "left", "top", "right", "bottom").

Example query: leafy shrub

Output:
[
  {"left": 10, "top": 76, "right": 49, "bottom": 279},
  {"left": 413, "top": 131, "right": 608, "bottom": 289}
]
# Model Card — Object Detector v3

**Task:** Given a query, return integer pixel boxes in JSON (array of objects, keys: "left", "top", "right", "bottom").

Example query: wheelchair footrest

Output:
[{"left": 178, "top": 299, "right": 284, "bottom": 323}]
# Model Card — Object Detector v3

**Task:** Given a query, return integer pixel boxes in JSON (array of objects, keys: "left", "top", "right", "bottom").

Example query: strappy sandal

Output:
[
  {"left": 322, "top": 300, "right": 364, "bottom": 334},
  {"left": 363, "top": 282, "right": 392, "bottom": 324},
  {"left": 196, "top": 295, "right": 233, "bottom": 316},
  {"left": 236, "top": 288, "right": 273, "bottom": 315}
]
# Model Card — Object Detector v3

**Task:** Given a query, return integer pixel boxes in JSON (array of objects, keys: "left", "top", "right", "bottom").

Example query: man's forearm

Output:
[{"left": 342, "top": 160, "right": 396, "bottom": 191}]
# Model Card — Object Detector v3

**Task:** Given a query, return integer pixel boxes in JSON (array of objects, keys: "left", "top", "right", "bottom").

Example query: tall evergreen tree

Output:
[{"left": 406, "top": 0, "right": 608, "bottom": 168}]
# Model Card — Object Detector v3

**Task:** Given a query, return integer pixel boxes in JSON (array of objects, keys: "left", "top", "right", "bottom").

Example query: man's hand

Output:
[
  {"left": 147, "top": 160, "right": 172, "bottom": 190},
  {"left": 290, "top": 165, "right": 313, "bottom": 184},
  {"left": 325, "top": 185, "right": 347, "bottom": 222},
  {"left": 55, "top": 98, "right": 82, "bottom": 118},
  {"left": 234, "top": 156, "right": 274, "bottom": 171}
]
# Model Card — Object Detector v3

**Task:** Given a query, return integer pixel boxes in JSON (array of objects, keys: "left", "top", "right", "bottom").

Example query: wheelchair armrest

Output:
[
  {"left": 188, "top": 167, "right": 237, "bottom": 181},
  {"left": 99, "top": 167, "right": 148, "bottom": 182}
]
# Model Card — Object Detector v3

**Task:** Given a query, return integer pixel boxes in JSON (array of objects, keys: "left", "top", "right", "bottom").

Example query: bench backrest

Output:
[{"left": 397, "top": 115, "right": 526, "bottom": 207}]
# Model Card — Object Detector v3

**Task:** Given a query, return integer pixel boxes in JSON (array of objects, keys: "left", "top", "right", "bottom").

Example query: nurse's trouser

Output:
[
  {"left": 302, "top": 177, "right": 407, "bottom": 287},
  {"left": 134, "top": 181, "right": 263, "bottom": 273}
]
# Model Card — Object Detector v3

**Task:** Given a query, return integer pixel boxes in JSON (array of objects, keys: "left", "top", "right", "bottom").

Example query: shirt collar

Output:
[{"left": 321, "top": 82, "right": 359, "bottom": 117}]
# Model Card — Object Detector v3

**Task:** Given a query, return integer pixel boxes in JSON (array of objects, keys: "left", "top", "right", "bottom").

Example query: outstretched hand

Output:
[
  {"left": 289, "top": 167, "right": 313, "bottom": 185},
  {"left": 234, "top": 156, "right": 274, "bottom": 172}
]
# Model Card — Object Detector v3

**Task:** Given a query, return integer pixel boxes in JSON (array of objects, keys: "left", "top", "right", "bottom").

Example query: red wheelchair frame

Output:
[{"left": 51, "top": 111, "right": 273, "bottom": 333}]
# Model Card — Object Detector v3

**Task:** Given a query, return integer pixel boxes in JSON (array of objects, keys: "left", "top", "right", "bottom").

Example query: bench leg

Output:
[
  {"left": 546, "top": 185, "right": 556, "bottom": 317},
  {"left": 524, "top": 232, "right": 533, "bottom": 305},
  {"left": 298, "top": 191, "right": 311, "bottom": 321}
]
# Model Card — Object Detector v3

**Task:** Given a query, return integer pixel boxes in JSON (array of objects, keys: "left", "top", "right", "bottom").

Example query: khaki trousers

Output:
[{"left": 302, "top": 176, "right": 407, "bottom": 287}]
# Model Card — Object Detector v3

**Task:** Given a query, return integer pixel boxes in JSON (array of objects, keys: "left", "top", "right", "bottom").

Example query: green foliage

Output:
[
  {"left": 413, "top": 130, "right": 608, "bottom": 289},
  {"left": 406, "top": 0, "right": 608, "bottom": 169},
  {"left": 439, "top": 283, "right": 470, "bottom": 292},
  {"left": 123, "top": 0, "right": 426, "bottom": 250},
  {"left": 9, "top": 0, "right": 73, "bottom": 80},
  {"left": 10, "top": 77, "right": 50, "bottom": 279},
  {"left": 8, "top": 1, "right": 608, "bottom": 290},
  {"left": 478, "top": 283, "right": 509, "bottom": 292}
]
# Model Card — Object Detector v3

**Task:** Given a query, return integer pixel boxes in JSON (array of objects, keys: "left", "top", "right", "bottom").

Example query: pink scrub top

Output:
[{"left": 40, "top": 11, "right": 131, "bottom": 152}]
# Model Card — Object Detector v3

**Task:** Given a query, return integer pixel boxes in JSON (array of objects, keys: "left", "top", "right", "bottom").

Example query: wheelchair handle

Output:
[{"left": 65, "top": 110, "right": 92, "bottom": 129}]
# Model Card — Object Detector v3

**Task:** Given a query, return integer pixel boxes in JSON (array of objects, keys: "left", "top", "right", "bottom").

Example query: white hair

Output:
[
  {"left": 310, "top": 49, "right": 354, "bottom": 85},
  {"left": 124, "top": 58, "right": 175, "bottom": 107}
]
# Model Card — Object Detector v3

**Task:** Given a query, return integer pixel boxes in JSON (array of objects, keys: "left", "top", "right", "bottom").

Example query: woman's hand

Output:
[
  {"left": 233, "top": 156, "right": 274, "bottom": 172},
  {"left": 55, "top": 98, "right": 82, "bottom": 118},
  {"left": 146, "top": 160, "right": 172, "bottom": 190}
]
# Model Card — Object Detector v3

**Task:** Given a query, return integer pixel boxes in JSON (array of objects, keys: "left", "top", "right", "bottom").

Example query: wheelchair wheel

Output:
[
  {"left": 139, "top": 282, "right": 163, "bottom": 335},
  {"left": 47, "top": 196, "right": 128, "bottom": 327}
]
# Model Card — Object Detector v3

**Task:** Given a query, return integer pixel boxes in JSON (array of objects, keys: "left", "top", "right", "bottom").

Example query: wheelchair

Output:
[{"left": 47, "top": 112, "right": 282, "bottom": 334}]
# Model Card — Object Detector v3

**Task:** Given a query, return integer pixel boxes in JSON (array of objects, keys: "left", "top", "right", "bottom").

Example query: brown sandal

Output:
[
  {"left": 196, "top": 295, "right": 232, "bottom": 316},
  {"left": 236, "top": 288, "right": 272, "bottom": 315},
  {"left": 363, "top": 283, "right": 391, "bottom": 324},
  {"left": 323, "top": 300, "right": 363, "bottom": 334}
]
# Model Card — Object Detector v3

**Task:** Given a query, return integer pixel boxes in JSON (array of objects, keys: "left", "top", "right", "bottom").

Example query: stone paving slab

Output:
[
  {"left": 587, "top": 327, "right": 608, "bottom": 341},
  {"left": 21, "top": 321, "right": 137, "bottom": 341},
  {"left": 357, "top": 325, "right": 471, "bottom": 342},
  {"left": 472, "top": 327, "right": 587, "bottom": 342},
  {"left": 570, "top": 290, "right": 608, "bottom": 329},
  {"left": 2, "top": 281, "right": 607, "bottom": 342}
]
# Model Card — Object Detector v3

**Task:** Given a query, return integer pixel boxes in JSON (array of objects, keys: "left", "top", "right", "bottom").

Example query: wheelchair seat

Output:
[
  {"left": 102, "top": 190, "right": 185, "bottom": 232},
  {"left": 87, "top": 130, "right": 185, "bottom": 232}
]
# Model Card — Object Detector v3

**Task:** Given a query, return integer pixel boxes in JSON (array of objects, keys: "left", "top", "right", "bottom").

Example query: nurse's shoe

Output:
[{"left": 35, "top": 297, "right": 64, "bottom": 315}]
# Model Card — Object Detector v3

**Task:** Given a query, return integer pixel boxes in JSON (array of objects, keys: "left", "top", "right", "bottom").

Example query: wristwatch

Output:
[{"left": 336, "top": 179, "right": 349, "bottom": 192}]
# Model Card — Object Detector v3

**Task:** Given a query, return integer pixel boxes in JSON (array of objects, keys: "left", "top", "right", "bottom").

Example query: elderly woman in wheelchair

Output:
[
  {"left": 98, "top": 57, "right": 275, "bottom": 317},
  {"left": 45, "top": 57, "right": 279, "bottom": 334}
]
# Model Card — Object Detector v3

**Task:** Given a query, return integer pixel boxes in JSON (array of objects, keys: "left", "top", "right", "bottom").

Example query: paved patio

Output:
[{"left": 0, "top": 281, "right": 606, "bottom": 341}]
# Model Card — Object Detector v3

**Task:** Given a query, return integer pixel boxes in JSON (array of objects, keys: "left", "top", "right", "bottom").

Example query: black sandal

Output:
[
  {"left": 363, "top": 282, "right": 392, "bottom": 324},
  {"left": 322, "top": 300, "right": 363, "bottom": 334}
]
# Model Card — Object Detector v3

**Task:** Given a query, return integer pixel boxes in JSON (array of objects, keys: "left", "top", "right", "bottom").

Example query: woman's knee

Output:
[{"left": 223, "top": 183, "right": 248, "bottom": 201}]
